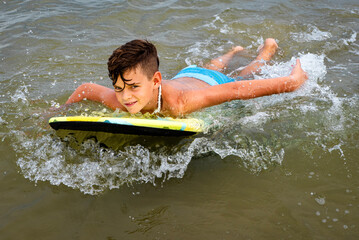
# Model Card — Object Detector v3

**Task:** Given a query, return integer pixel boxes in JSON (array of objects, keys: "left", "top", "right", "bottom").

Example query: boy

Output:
[{"left": 66, "top": 39, "right": 308, "bottom": 117}]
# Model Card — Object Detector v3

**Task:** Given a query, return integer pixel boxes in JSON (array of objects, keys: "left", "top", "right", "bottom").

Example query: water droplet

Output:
[{"left": 315, "top": 197, "right": 326, "bottom": 205}]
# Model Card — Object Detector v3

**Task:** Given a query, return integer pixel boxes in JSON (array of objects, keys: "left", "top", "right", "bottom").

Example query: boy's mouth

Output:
[{"left": 124, "top": 101, "right": 137, "bottom": 107}]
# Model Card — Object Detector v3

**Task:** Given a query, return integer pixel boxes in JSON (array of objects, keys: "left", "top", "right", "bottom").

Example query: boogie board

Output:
[{"left": 49, "top": 116, "right": 204, "bottom": 136}]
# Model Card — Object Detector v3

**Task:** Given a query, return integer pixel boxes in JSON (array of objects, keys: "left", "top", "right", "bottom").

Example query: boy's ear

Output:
[{"left": 152, "top": 71, "right": 162, "bottom": 88}]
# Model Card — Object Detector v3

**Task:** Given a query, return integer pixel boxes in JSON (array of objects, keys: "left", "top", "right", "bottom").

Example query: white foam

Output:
[
  {"left": 253, "top": 52, "right": 356, "bottom": 150},
  {"left": 342, "top": 31, "right": 357, "bottom": 45},
  {"left": 202, "top": 13, "right": 239, "bottom": 35},
  {"left": 291, "top": 25, "right": 332, "bottom": 42},
  {"left": 14, "top": 124, "right": 285, "bottom": 195},
  {"left": 299, "top": 104, "right": 318, "bottom": 114},
  {"left": 14, "top": 132, "right": 197, "bottom": 195},
  {"left": 185, "top": 40, "right": 212, "bottom": 65},
  {"left": 239, "top": 112, "right": 271, "bottom": 128},
  {"left": 250, "top": 53, "right": 327, "bottom": 110},
  {"left": 10, "top": 85, "right": 29, "bottom": 104}
]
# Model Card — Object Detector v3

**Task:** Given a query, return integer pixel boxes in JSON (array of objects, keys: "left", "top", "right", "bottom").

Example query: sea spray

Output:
[{"left": 14, "top": 53, "right": 350, "bottom": 195}]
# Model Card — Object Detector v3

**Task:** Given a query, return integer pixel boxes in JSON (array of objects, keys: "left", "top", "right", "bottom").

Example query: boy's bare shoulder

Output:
[
  {"left": 161, "top": 82, "right": 183, "bottom": 115},
  {"left": 161, "top": 79, "right": 222, "bottom": 115}
]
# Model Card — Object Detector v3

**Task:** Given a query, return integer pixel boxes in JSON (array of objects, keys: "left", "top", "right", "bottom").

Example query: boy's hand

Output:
[{"left": 41, "top": 104, "right": 70, "bottom": 122}]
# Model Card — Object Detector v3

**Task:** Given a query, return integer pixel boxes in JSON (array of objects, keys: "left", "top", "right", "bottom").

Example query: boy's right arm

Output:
[{"left": 65, "top": 83, "right": 124, "bottom": 110}]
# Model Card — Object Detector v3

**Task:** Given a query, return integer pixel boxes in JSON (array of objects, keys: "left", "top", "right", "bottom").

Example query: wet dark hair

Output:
[{"left": 107, "top": 39, "right": 159, "bottom": 86}]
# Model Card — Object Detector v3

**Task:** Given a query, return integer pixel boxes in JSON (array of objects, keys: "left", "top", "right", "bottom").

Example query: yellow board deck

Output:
[{"left": 49, "top": 116, "right": 204, "bottom": 136}]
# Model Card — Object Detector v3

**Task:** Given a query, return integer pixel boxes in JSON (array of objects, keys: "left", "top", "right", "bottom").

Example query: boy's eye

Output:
[{"left": 114, "top": 86, "right": 123, "bottom": 92}]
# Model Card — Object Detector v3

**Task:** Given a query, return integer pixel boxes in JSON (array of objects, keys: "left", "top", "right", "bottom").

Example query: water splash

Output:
[
  {"left": 13, "top": 52, "right": 357, "bottom": 195},
  {"left": 10, "top": 85, "right": 29, "bottom": 104},
  {"left": 14, "top": 124, "right": 284, "bottom": 195},
  {"left": 291, "top": 25, "right": 332, "bottom": 42}
]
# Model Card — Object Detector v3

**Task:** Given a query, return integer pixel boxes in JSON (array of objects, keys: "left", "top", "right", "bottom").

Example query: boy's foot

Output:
[
  {"left": 256, "top": 38, "right": 278, "bottom": 61},
  {"left": 237, "top": 38, "right": 278, "bottom": 78},
  {"left": 231, "top": 46, "right": 244, "bottom": 53},
  {"left": 289, "top": 59, "right": 309, "bottom": 90},
  {"left": 206, "top": 45, "right": 245, "bottom": 71}
]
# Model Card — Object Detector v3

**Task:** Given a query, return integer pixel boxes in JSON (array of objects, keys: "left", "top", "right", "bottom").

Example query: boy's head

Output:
[{"left": 107, "top": 39, "right": 160, "bottom": 86}]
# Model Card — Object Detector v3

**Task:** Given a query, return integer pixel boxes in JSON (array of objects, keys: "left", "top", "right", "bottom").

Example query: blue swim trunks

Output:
[{"left": 171, "top": 65, "right": 236, "bottom": 85}]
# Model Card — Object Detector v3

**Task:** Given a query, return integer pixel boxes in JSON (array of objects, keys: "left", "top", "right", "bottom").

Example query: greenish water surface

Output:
[{"left": 1, "top": 0, "right": 358, "bottom": 239}]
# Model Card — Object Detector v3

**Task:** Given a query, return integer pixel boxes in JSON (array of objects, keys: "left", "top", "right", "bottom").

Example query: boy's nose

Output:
[{"left": 122, "top": 89, "right": 132, "bottom": 100}]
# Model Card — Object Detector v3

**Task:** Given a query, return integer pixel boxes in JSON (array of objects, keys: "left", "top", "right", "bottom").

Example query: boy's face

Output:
[{"left": 113, "top": 66, "right": 159, "bottom": 114}]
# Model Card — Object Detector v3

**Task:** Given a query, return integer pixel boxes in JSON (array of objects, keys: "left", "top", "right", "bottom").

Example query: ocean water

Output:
[{"left": 1, "top": 0, "right": 358, "bottom": 239}]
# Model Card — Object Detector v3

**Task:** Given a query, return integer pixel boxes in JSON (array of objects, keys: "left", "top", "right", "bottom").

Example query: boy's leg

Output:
[
  {"left": 204, "top": 46, "right": 244, "bottom": 72},
  {"left": 237, "top": 38, "right": 278, "bottom": 78}
]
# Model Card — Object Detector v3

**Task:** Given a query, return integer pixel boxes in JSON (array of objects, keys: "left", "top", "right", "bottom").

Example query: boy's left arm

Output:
[{"left": 180, "top": 59, "right": 308, "bottom": 114}]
